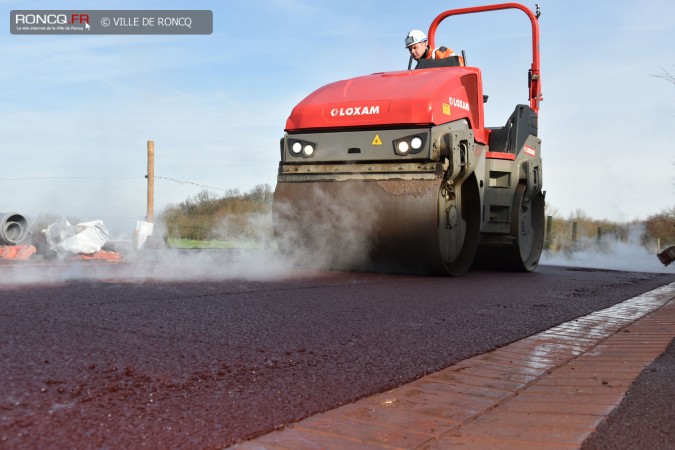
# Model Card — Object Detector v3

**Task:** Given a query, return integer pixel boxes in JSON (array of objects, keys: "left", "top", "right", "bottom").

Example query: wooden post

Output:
[
  {"left": 147, "top": 140, "right": 155, "bottom": 222},
  {"left": 572, "top": 222, "right": 578, "bottom": 243},
  {"left": 545, "top": 215, "right": 553, "bottom": 250}
]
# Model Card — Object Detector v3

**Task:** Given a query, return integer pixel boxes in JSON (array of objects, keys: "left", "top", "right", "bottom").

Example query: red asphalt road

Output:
[{"left": 0, "top": 256, "right": 674, "bottom": 449}]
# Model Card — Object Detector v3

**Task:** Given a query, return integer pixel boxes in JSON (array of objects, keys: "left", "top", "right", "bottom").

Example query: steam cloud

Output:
[
  {"left": 272, "top": 182, "right": 379, "bottom": 270},
  {"left": 540, "top": 224, "right": 672, "bottom": 274},
  {"left": 0, "top": 214, "right": 288, "bottom": 287},
  {"left": 1, "top": 209, "right": 670, "bottom": 288},
  {"left": 0, "top": 186, "right": 384, "bottom": 288}
]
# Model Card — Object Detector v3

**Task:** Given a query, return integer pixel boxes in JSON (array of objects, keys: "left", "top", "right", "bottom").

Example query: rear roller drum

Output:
[
  {"left": 506, "top": 183, "right": 545, "bottom": 271},
  {"left": 473, "top": 183, "right": 544, "bottom": 272}
]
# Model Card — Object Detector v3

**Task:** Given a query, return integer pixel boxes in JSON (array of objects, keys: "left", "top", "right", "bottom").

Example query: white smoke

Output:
[
  {"left": 272, "top": 182, "right": 379, "bottom": 271},
  {"left": 540, "top": 224, "right": 672, "bottom": 274},
  {"left": 0, "top": 247, "right": 293, "bottom": 287},
  {"left": 5, "top": 206, "right": 668, "bottom": 288},
  {"left": 0, "top": 212, "right": 293, "bottom": 287},
  {"left": 214, "top": 210, "right": 276, "bottom": 250},
  {"left": 0, "top": 181, "right": 386, "bottom": 287}
]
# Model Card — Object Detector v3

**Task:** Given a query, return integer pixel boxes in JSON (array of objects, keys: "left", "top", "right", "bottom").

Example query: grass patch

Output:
[{"left": 168, "top": 239, "right": 273, "bottom": 250}]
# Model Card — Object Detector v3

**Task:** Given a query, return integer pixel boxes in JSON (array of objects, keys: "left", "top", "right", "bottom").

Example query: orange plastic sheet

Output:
[
  {"left": 75, "top": 251, "right": 123, "bottom": 262},
  {"left": 0, "top": 245, "right": 37, "bottom": 260}
]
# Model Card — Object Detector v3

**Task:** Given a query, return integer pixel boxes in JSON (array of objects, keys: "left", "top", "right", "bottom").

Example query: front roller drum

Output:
[{"left": 272, "top": 177, "right": 479, "bottom": 276}]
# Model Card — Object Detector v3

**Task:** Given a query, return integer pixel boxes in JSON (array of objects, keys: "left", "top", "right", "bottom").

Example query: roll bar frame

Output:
[{"left": 427, "top": 2, "right": 542, "bottom": 113}]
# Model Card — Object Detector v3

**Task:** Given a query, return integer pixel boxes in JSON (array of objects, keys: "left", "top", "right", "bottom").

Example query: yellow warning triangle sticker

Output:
[{"left": 371, "top": 134, "right": 383, "bottom": 146}]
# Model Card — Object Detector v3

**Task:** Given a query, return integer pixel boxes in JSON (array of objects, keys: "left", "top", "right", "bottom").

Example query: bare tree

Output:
[{"left": 653, "top": 66, "right": 675, "bottom": 85}]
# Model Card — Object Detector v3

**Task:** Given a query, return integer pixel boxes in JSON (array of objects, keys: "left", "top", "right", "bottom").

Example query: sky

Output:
[{"left": 1, "top": 0, "right": 674, "bottom": 236}]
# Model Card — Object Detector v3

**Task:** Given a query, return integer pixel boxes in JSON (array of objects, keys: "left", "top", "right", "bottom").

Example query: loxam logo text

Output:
[
  {"left": 448, "top": 97, "right": 470, "bottom": 112},
  {"left": 330, "top": 106, "right": 380, "bottom": 117}
]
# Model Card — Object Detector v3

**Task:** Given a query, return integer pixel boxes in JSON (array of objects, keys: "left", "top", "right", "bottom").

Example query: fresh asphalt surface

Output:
[{"left": 1, "top": 256, "right": 673, "bottom": 449}]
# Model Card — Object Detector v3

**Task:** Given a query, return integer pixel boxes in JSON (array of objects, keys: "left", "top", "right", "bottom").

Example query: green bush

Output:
[{"left": 159, "top": 184, "right": 274, "bottom": 246}]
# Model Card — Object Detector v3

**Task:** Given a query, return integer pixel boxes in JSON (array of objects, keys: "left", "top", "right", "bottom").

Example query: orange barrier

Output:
[
  {"left": 0, "top": 245, "right": 36, "bottom": 260},
  {"left": 76, "top": 251, "right": 123, "bottom": 262}
]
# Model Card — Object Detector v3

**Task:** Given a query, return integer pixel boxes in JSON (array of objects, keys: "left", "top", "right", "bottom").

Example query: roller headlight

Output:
[
  {"left": 287, "top": 139, "right": 317, "bottom": 158},
  {"left": 291, "top": 141, "right": 302, "bottom": 155},
  {"left": 393, "top": 134, "right": 426, "bottom": 156}
]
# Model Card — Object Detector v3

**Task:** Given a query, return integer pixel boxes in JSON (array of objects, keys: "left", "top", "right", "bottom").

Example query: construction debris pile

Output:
[
  {"left": 42, "top": 218, "right": 122, "bottom": 262},
  {"left": 0, "top": 212, "right": 156, "bottom": 262}
]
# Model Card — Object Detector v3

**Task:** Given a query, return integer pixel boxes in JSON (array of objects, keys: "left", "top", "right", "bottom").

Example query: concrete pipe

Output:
[{"left": 0, "top": 212, "right": 30, "bottom": 245}]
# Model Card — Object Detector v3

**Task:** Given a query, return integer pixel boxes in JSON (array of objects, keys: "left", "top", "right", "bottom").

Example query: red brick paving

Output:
[{"left": 231, "top": 283, "right": 675, "bottom": 449}]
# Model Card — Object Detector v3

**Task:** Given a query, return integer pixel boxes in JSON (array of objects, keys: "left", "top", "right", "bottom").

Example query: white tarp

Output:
[{"left": 43, "top": 218, "right": 110, "bottom": 258}]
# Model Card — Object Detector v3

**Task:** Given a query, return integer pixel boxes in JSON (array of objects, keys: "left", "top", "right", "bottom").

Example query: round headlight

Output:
[
  {"left": 291, "top": 142, "right": 302, "bottom": 154},
  {"left": 303, "top": 144, "right": 315, "bottom": 156},
  {"left": 397, "top": 141, "right": 410, "bottom": 154},
  {"left": 411, "top": 137, "right": 423, "bottom": 150}
]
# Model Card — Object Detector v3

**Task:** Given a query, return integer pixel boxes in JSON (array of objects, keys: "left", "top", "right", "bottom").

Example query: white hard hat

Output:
[{"left": 405, "top": 29, "right": 427, "bottom": 48}]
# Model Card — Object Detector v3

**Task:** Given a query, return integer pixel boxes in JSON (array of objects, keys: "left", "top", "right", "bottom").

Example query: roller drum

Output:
[{"left": 273, "top": 178, "right": 478, "bottom": 275}]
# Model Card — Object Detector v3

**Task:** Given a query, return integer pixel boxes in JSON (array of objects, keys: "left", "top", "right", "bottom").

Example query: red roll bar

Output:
[{"left": 427, "top": 3, "right": 542, "bottom": 113}]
